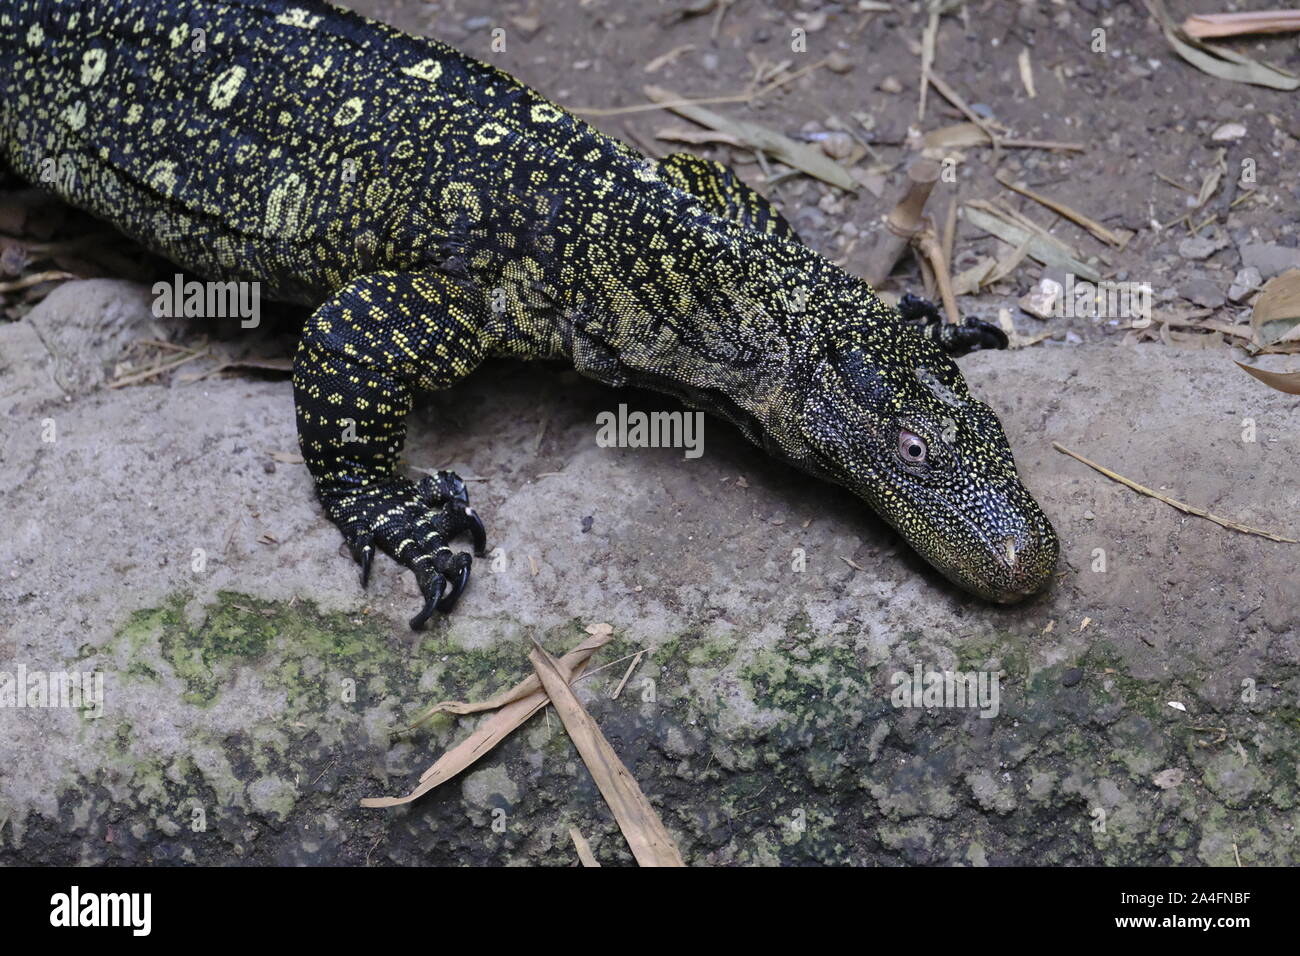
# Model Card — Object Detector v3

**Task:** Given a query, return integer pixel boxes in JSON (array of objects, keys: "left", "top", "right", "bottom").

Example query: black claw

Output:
[
  {"left": 464, "top": 506, "right": 487, "bottom": 557},
  {"left": 898, "top": 293, "right": 1010, "bottom": 356},
  {"left": 409, "top": 574, "right": 447, "bottom": 631},
  {"left": 354, "top": 542, "right": 375, "bottom": 588},
  {"left": 444, "top": 472, "right": 469, "bottom": 507},
  {"left": 436, "top": 562, "right": 471, "bottom": 613}
]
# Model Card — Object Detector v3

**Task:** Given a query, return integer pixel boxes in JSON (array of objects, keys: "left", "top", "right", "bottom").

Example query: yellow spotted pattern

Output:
[{"left": 0, "top": 0, "right": 1057, "bottom": 610}]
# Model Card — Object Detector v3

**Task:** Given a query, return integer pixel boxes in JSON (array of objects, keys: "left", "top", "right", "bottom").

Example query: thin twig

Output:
[
  {"left": 0, "top": 270, "right": 76, "bottom": 293},
  {"left": 928, "top": 71, "right": 1002, "bottom": 157},
  {"left": 570, "top": 58, "right": 827, "bottom": 117},
  {"left": 609, "top": 651, "right": 645, "bottom": 701},
  {"left": 108, "top": 348, "right": 209, "bottom": 388},
  {"left": 1052, "top": 442, "right": 1297, "bottom": 543}
]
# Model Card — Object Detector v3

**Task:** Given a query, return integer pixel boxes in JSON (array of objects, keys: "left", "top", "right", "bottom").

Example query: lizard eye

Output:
[{"left": 898, "top": 430, "right": 928, "bottom": 465}]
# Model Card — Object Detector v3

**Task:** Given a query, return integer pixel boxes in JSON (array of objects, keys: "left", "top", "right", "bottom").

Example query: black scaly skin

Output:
[
  {"left": 0, "top": 0, "right": 1059, "bottom": 627},
  {"left": 897, "top": 293, "right": 1010, "bottom": 355}
]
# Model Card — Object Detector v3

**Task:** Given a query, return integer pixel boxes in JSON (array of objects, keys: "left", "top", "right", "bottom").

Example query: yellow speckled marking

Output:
[
  {"left": 80, "top": 49, "right": 107, "bottom": 86},
  {"left": 209, "top": 65, "right": 246, "bottom": 110},
  {"left": 334, "top": 97, "right": 364, "bottom": 126},
  {"left": 63, "top": 101, "right": 87, "bottom": 132},
  {"left": 402, "top": 58, "right": 443, "bottom": 82},
  {"left": 530, "top": 104, "right": 561, "bottom": 124},
  {"left": 277, "top": 8, "right": 323, "bottom": 29},
  {"left": 145, "top": 160, "right": 178, "bottom": 196},
  {"left": 266, "top": 172, "right": 306, "bottom": 237},
  {"left": 474, "top": 122, "right": 510, "bottom": 146}
]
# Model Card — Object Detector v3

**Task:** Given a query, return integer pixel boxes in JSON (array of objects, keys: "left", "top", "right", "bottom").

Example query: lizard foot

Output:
[
  {"left": 323, "top": 470, "right": 487, "bottom": 629},
  {"left": 898, "top": 293, "right": 1008, "bottom": 356}
]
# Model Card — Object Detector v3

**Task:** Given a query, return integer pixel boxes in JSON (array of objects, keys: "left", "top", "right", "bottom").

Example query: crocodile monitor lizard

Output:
[{"left": 0, "top": 0, "right": 1058, "bottom": 628}]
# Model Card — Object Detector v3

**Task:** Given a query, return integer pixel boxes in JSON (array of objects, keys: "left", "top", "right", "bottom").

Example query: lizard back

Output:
[{"left": 0, "top": 0, "right": 669, "bottom": 308}]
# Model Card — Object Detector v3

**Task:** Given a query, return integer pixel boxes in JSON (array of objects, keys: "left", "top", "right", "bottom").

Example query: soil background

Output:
[{"left": 1, "top": 0, "right": 1298, "bottom": 866}]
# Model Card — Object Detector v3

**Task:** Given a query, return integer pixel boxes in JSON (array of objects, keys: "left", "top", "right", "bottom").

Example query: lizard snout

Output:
[{"left": 983, "top": 512, "right": 1058, "bottom": 603}]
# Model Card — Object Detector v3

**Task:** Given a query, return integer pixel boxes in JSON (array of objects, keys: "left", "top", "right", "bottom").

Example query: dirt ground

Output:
[{"left": 1, "top": 0, "right": 1298, "bottom": 866}]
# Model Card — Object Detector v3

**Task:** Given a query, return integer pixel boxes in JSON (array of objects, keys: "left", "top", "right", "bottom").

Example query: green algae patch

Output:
[
  {"left": 108, "top": 592, "right": 403, "bottom": 706},
  {"left": 100, "top": 595, "right": 626, "bottom": 717}
]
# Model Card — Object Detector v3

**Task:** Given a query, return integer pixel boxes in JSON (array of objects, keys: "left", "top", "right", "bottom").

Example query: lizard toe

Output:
[
  {"left": 409, "top": 570, "right": 449, "bottom": 631},
  {"left": 417, "top": 470, "right": 470, "bottom": 508},
  {"left": 965, "top": 315, "right": 1009, "bottom": 351},
  {"left": 435, "top": 558, "right": 472, "bottom": 613}
]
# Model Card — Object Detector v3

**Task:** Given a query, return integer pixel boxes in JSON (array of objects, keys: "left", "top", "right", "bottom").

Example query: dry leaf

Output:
[
  {"left": 361, "top": 630, "right": 614, "bottom": 807},
  {"left": 1017, "top": 48, "right": 1037, "bottom": 98},
  {"left": 962, "top": 204, "right": 1101, "bottom": 282},
  {"left": 1193, "top": 150, "right": 1227, "bottom": 210},
  {"left": 923, "top": 122, "right": 990, "bottom": 150},
  {"left": 0, "top": 269, "right": 76, "bottom": 293},
  {"left": 1250, "top": 269, "right": 1300, "bottom": 346},
  {"left": 1183, "top": 11, "right": 1300, "bottom": 40},
  {"left": 643, "top": 85, "right": 856, "bottom": 190},
  {"left": 654, "top": 125, "right": 746, "bottom": 148},
  {"left": 952, "top": 256, "right": 997, "bottom": 296},
  {"left": 570, "top": 827, "right": 601, "bottom": 867},
  {"left": 530, "top": 641, "right": 685, "bottom": 867},
  {"left": 1235, "top": 360, "right": 1300, "bottom": 395},
  {"left": 920, "top": 123, "right": 1084, "bottom": 153},
  {"left": 1146, "top": 0, "right": 1300, "bottom": 90}
]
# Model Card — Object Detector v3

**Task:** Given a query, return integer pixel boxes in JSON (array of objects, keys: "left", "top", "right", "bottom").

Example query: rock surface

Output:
[{"left": 1, "top": 281, "right": 1296, "bottom": 866}]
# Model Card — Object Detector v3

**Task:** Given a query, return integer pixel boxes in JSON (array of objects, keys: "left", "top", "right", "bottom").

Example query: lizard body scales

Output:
[{"left": 1, "top": 0, "right": 1058, "bottom": 626}]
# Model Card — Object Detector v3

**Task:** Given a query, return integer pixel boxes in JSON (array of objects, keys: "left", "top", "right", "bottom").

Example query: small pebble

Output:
[
  {"left": 1179, "top": 276, "right": 1225, "bottom": 309},
  {"left": 817, "top": 131, "right": 855, "bottom": 160},
  {"left": 1211, "top": 122, "right": 1247, "bottom": 142},
  {"left": 1227, "top": 266, "right": 1262, "bottom": 302},
  {"left": 1177, "top": 235, "right": 1225, "bottom": 260},
  {"left": 826, "top": 52, "right": 853, "bottom": 74}
]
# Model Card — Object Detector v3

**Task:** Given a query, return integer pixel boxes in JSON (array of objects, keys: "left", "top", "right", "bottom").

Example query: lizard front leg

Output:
[{"left": 294, "top": 271, "right": 489, "bottom": 629}]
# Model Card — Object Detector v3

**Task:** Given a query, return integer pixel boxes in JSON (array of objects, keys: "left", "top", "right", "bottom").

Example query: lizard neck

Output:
[{"left": 566, "top": 216, "right": 854, "bottom": 467}]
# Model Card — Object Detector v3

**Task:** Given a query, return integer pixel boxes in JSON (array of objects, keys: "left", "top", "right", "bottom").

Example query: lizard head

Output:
[{"left": 794, "top": 308, "right": 1058, "bottom": 603}]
